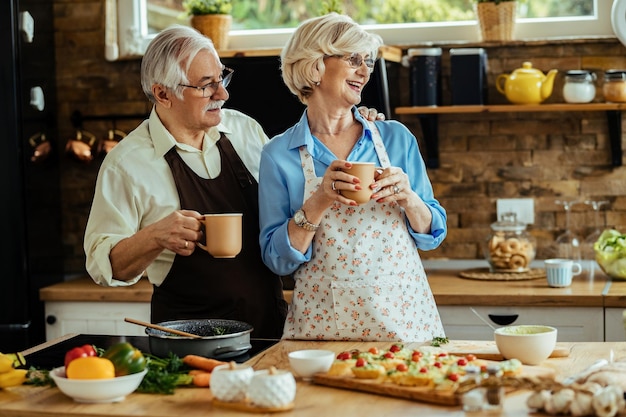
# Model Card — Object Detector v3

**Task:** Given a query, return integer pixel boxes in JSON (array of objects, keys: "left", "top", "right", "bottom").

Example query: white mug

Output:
[{"left": 545, "top": 258, "right": 582, "bottom": 287}]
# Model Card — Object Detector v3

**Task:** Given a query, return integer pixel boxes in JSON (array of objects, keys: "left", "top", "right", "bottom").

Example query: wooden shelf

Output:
[
  {"left": 396, "top": 103, "right": 626, "bottom": 114},
  {"left": 396, "top": 103, "right": 624, "bottom": 168},
  {"left": 219, "top": 45, "right": 403, "bottom": 63}
]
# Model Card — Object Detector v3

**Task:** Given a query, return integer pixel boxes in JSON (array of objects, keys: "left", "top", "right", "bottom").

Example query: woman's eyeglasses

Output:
[
  {"left": 178, "top": 67, "right": 234, "bottom": 97},
  {"left": 329, "top": 53, "right": 375, "bottom": 73}
]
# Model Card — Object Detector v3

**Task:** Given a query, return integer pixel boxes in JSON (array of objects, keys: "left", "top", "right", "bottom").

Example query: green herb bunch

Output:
[{"left": 183, "top": 0, "right": 232, "bottom": 16}]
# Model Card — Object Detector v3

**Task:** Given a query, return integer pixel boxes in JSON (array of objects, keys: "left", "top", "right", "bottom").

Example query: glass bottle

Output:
[
  {"left": 461, "top": 365, "right": 484, "bottom": 412},
  {"left": 483, "top": 365, "right": 504, "bottom": 411}
]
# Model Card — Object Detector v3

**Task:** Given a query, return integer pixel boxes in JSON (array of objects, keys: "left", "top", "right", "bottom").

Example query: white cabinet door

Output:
[
  {"left": 438, "top": 306, "right": 604, "bottom": 342},
  {"left": 45, "top": 301, "right": 151, "bottom": 341},
  {"left": 605, "top": 308, "right": 626, "bottom": 341}
]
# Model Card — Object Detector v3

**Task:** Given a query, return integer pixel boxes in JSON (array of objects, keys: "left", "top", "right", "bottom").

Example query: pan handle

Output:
[{"left": 213, "top": 343, "right": 252, "bottom": 356}]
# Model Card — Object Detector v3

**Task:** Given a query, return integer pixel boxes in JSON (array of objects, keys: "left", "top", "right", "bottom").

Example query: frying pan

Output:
[{"left": 145, "top": 318, "right": 253, "bottom": 360}]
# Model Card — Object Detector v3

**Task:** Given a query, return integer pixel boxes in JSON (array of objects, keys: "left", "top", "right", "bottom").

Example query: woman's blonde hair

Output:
[{"left": 280, "top": 13, "right": 383, "bottom": 104}]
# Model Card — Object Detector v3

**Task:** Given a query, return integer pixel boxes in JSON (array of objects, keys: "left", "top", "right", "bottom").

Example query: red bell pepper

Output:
[{"left": 64, "top": 344, "right": 98, "bottom": 369}]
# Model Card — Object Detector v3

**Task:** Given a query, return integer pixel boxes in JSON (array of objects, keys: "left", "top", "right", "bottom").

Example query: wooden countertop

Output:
[
  {"left": 41, "top": 268, "right": 626, "bottom": 308},
  {"left": 0, "top": 339, "right": 624, "bottom": 417},
  {"left": 427, "top": 269, "right": 611, "bottom": 307}
]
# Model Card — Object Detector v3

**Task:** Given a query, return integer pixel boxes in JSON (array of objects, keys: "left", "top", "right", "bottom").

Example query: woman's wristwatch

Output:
[{"left": 293, "top": 209, "right": 320, "bottom": 231}]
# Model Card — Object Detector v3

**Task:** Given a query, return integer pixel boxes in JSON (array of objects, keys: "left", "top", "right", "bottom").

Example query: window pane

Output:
[{"left": 147, "top": 0, "right": 595, "bottom": 31}]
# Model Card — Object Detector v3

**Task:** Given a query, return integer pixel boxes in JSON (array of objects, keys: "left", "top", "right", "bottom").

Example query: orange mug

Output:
[{"left": 197, "top": 213, "right": 243, "bottom": 258}]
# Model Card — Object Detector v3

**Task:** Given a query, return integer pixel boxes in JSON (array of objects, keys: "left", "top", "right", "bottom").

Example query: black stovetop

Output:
[{"left": 24, "top": 334, "right": 278, "bottom": 369}]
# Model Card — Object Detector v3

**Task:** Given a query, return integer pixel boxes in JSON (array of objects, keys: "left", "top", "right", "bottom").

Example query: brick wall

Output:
[{"left": 53, "top": 0, "right": 626, "bottom": 273}]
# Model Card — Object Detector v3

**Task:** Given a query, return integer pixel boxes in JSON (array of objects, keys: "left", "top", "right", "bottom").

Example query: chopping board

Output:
[
  {"left": 443, "top": 340, "right": 571, "bottom": 361},
  {"left": 313, "top": 362, "right": 555, "bottom": 406}
]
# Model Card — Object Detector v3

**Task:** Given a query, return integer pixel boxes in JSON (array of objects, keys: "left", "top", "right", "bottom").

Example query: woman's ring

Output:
[
  {"left": 331, "top": 181, "right": 337, "bottom": 192},
  {"left": 393, "top": 185, "right": 401, "bottom": 195},
  {"left": 185, "top": 240, "right": 189, "bottom": 249}
]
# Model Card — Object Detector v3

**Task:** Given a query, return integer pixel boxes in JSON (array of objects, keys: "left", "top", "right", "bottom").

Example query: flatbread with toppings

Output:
[{"left": 316, "top": 343, "right": 525, "bottom": 405}]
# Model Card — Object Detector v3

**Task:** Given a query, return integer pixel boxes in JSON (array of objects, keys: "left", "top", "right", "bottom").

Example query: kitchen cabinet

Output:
[
  {"left": 44, "top": 301, "right": 150, "bottom": 340},
  {"left": 604, "top": 308, "right": 626, "bottom": 342},
  {"left": 396, "top": 103, "right": 625, "bottom": 168},
  {"left": 438, "top": 305, "right": 604, "bottom": 342}
]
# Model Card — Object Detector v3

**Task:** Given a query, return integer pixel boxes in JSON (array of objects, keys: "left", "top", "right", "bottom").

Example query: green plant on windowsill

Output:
[
  {"left": 319, "top": 0, "right": 343, "bottom": 15},
  {"left": 182, "top": 0, "right": 232, "bottom": 16}
]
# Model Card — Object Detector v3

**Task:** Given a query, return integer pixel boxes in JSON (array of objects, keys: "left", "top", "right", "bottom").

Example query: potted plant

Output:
[
  {"left": 475, "top": 0, "right": 517, "bottom": 42},
  {"left": 183, "top": 0, "right": 233, "bottom": 50}
]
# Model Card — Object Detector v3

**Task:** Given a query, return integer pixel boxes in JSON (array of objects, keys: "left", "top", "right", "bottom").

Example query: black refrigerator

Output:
[{"left": 0, "top": 0, "right": 63, "bottom": 352}]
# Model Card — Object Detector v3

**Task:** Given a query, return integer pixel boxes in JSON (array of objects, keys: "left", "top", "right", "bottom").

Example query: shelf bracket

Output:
[
  {"left": 419, "top": 115, "right": 439, "bottom": 169},
  {"left": 606, "top": 110, "right": 623, "bottom": 167}
]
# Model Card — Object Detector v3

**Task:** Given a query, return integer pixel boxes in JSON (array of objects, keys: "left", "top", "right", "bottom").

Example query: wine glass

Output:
[
  {"left": 581, "top": 200, "right": 609, "bottom": 278},
  {"left": 551, "top": 199, "right": 582, "bottom": 263}
]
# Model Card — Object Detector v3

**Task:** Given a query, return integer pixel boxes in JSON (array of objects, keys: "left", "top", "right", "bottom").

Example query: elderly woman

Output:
[{"left": 258, "top": 13, "right": 447, "bottom": 341}]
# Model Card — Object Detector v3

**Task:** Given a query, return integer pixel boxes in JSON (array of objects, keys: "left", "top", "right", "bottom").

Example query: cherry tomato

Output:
[
  {"left": 389, "top": 344, "right": 402, "bottom": 353},
  {"left": 434, "top": 362, "right": 442, "bottom": 368},
  {"left": 419, "top": 367, "right": 428, "bottom": 373},
  {"left": 437, "top": 352, "right": 447, "bottom": 357},
  {"left": 411, "top": 353, "right": 422, "bottom": 362},
  {"left": 383, "top": 352, "right": 395, "bottom": 359},
  {"left": 396, "top": 363, "right": 408, "bottom": 372},
  {"left": 465, "top": 354, "right": 477, "bottom": 362},
  {"left": 448, "top": 373, "right": 460, "bottom": 382},
  {"left": 368, "top": 347, "right": 379, "bottom": 355},
  {"left": 336, "top": 351, "right": 351, "bottom": 360},
  {"left": 355, "top": 358, "right": 367, "bottom": 367},
  {"left": 480, "top": 364, "right": 488, "bottom": 372},
  {"left": 411, "top": 350, "right": 423, "bottom": 358},
  {"left": 457, "top": 358, "right": 468, "bottom": 366}
]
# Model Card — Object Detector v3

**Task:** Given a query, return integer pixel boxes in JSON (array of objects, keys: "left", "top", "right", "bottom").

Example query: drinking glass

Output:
[
  {"left": 581, "top": 200, "right": 609, "bottom": 278},
  {"left": 550, "top": 199, "right": 582, "bottom": 262}
]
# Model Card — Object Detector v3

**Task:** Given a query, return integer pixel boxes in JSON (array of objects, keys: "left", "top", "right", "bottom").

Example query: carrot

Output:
[
  {"left": 182, "top": 355, "right": 227, "bottom": 372},
  {"left": 191, "top": 371, "right": 212, "bottom": 387},
  {"left": 188, "top": 369, "right": 207, "bottom": 376}
]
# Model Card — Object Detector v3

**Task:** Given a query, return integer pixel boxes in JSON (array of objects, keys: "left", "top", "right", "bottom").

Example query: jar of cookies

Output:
[{"left": 484, "top": 212, "right": 536, "bottom": 273}]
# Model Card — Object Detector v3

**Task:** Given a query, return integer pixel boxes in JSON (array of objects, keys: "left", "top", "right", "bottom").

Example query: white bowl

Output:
[
  {"left": 288, "top": 349, "right": 334, "bottom": 380},
  {"left": 494, "top": 325, "right": 557, "bottom": 366},
  {"left": 50, "top": 367, "right": 147, "bottom": 403}
]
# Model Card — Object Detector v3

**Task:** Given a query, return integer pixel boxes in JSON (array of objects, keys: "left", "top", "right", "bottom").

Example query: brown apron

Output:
[{"left": 152, "top": 134, "right": 287, "bottom": 338}]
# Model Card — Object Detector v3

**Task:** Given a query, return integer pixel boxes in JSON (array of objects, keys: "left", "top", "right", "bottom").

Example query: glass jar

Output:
[
  {"left": 562, "top": 70, "right": 596, "bottom": 103},
  {"left": 603, "top": 70, "right": 626, "bottom": 103},
  {"left": 483, "top": 212, "right": 536, "bottom": 273}
]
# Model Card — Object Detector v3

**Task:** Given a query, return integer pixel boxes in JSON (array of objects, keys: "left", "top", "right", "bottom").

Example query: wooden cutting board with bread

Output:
[{"left": 312, "top": 343, "right": 557, "bottom": 406}]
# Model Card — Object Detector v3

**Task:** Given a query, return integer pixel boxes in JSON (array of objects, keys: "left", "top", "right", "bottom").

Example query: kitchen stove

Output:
[{"left": 23, "top": 334, "right": 279, "bottom": 369}]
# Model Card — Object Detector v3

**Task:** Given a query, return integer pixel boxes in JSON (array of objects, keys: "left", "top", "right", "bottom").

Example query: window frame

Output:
[{"left": 105, "top": 0, "right": 614, "bottom": 61}]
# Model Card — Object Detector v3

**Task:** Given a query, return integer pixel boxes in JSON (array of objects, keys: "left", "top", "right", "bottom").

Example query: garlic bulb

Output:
[
  {"left": 527, "top": 389, "right": 551, "bottom": 410},
  {"left": 545, "top": 389, "right": 575, "bottom": 414},
  {"left": 569, "top": 391, "right": 593, "bottom": 417},
  {"left": 591, "top": 386, "right": 621, "bottom": 417}
]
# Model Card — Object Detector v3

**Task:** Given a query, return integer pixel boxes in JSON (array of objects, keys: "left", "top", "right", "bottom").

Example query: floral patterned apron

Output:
[{"left": 283, "top": 122, "right": 445, "bottom": 341}]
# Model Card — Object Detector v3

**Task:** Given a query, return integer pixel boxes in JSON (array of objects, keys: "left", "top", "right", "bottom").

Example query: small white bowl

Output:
[
  {"left": 288, "top": 349, "right": 334, "bottom": 380},
  {"left": 494, "top": 325, "right": 557, "bottom": 366},
  {"left": 50, "top": 367, "right": 147, "bottom": 403}
]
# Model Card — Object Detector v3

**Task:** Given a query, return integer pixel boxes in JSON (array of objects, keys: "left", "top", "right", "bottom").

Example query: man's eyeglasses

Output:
[
  {"left": 178, "top": 67, "right": 234, "bottom": 98},
  {"left": 330, "top": 53, "right": 375, "bottom": 73}
]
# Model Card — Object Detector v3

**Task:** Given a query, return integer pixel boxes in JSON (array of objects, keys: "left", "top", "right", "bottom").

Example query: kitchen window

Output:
[{"left": 106, "top": 0, "right": 612, "bottom": 61}]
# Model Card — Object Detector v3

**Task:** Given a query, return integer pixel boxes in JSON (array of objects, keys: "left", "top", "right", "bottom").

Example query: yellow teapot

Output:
[{"left": 496, "top": 62, "right": 558, "bottom": 104}]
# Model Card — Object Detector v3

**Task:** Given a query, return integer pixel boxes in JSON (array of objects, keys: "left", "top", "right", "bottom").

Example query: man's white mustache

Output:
[{"left": 205, "top": 100, "right": 225, "bottom": 111}]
